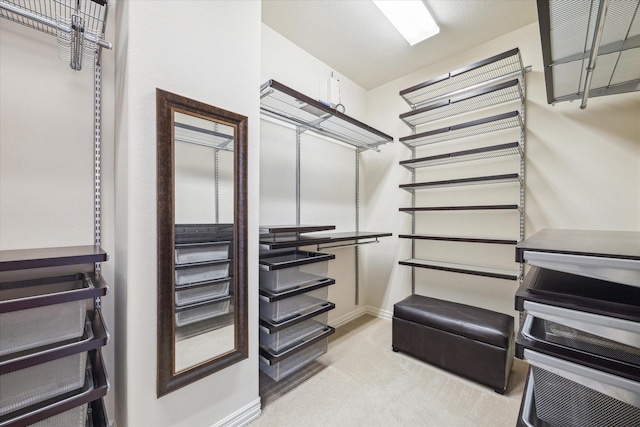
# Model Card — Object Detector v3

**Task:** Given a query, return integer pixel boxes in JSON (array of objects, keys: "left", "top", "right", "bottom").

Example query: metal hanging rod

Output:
[{"left": 316, "top": 237, "right": 381, "bottom": 251}]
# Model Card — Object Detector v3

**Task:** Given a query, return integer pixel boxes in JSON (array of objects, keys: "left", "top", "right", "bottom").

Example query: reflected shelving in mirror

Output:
[{"left": 156, "top": 89, "right": 248, "bottom": 397}]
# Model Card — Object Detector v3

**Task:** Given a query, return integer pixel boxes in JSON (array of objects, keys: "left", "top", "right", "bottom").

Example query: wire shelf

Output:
[
  {"left": 400, "top": 173, "right": 521, "bottom": 192},
  {"left": 400, "top": 79, "right": 523, "bottom": 128},
  {"left": 400, "top": 48, "right": 524, "bottom": 108},
  {"left": 0, "top": 0, "right": 111, "bottom": 70},
  {"left": 400, "top": 111, "right": 523, "bottom": 148},
  {"left": 174, "top": 122, "right": 234, "bottom": 152},
  {"left": 260, "top": 80, "right": 393, "bottom": 152},
  {"left": 400, "top": 142, "right": 521, "bottom": 170}
]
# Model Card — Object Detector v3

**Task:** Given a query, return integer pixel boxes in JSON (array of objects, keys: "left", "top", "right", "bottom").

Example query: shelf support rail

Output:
[
  {"left": 581, "top": 0, "right": 610, "bottom": 109},
  {"left": 94, "top": 58, "right": 102, "bottom": 275},
  {"left": 296, "top": 127, "right": 301, "bottom": 226},
  {"left": 355, "top": 148, "right": 361, "bottom": 305}
]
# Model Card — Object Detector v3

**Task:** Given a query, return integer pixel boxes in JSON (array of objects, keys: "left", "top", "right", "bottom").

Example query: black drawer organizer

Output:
[
  {"left": 174, "top": 224, "right": 235, "bottom": 340},
  {"left": 0, "top": 246, "right": 111, "bottom": 427},
  {"left": 514, "top": 229, "right": 640, "bottom": 427},
  {"left": 258, "top": 225, "right": 341, "bottom": 381}
]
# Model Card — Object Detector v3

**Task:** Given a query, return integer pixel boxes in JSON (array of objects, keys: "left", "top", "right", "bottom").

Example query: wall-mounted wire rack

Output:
[
  {"left": 260, "top": 79, "right": 393, "bottom": 306},
  {"left": 397, "top": 47, "right": 526, "bottom": 287},
  {"left": 537, "top": 0, "right": 640, "bottom": 108},
  {"left": 399, "top": 111, "right": 523, "bottom": 148},
  {"left": 400, "top": 48, "right": 524, "bottom": 109},
  {"left": 260, "top": 79, "right": 393, "bottom": 152},
  {"left": 400, "top": 79, "right": 523, "bottom": 129},
  {"left": 0, "top": 0, "right": 112, "bottom": 71}
]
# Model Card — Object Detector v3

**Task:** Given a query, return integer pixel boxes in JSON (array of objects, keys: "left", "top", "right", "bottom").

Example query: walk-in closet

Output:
[{"left": 1, "top": 0, "right": 638, "bottom": 426}]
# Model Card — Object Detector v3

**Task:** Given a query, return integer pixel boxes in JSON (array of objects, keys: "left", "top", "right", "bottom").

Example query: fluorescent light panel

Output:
[{"left": 373, "top": 0, "right": 439, "bottom": 46}]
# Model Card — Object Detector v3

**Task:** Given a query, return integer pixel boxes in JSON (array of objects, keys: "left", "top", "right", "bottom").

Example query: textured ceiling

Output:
[{"left": 262, "top": 0, "right": 539, "bottom": 90}]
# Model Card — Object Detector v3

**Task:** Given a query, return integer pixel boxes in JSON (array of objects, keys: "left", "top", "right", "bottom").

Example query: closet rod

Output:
[
  {"left": 316, "top": 237, "right": 380, "bottom": 251},
  {"left": 0, "top": 2, "right": 112, "bottom": 49},
  {"left": 581, "top": 0, "right": 609, "bottom": 109}
]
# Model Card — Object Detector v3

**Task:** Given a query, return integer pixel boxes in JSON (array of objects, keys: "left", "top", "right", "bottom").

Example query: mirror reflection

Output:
[
  {"left": 156, "top": 88, "right": 248, "bottom": 397},
  {"left": 173, "top": 112, "right": 235, "bottom": 372}
]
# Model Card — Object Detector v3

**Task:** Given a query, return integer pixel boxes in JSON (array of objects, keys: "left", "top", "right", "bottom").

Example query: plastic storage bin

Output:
[
  {"left": 260, "top": 311, "right": 329, "bottom": 353},
  {"left": 175, "top": 298, "right": 231, "bottom": 327},
  {"left": 175, "top": 279, "right": 230, "bottom": 307},
  {"left": 31, "top": 403, "right": 88, "bottom": 427},
  {"left": 174, "top": 261, "right": 230, "bottom": 286},
  {"left": 175, "top": 242, "right": 230, "bottom": 265},
  {"left": 259, "top": 251, "right": 332, "bottom": 292},
  {"left": 260, "top": 338, "right": 328, "bottom": 381},
  {"left": 260, "top": 286, "right": 328, "bottom": 323},
  {"left": 0, "top": 274, "right": 91, "bottom": 356},
  {"left": 0, "top": 352, "right": 88, "bottom": 416}
]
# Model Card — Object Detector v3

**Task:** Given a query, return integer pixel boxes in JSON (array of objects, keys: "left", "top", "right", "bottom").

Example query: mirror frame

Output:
[{"left": 156, "top": 88, "right": 248, "bottom": 397}]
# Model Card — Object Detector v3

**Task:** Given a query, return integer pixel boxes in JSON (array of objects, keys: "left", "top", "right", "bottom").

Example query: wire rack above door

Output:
[{"left": 0, "top": 0, "right": 112, "bottom": 70}]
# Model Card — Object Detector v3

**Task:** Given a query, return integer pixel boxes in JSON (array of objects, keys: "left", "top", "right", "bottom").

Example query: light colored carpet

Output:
[{"left": 252, "top": 314, "right": 528, "bottom": 427}]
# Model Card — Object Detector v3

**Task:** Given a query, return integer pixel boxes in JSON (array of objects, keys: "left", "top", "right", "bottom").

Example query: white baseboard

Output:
[
  {"left": 363, "top": 306, "right": 393, "bottom": 320},
  {"left": 329, "top": 305, "right": 392, "bottom": 328},
  {"left": 211, "top": 397, "right": 261, "bottom": 427},
  {"left": 329, "top": 306, "right": 368, "bottom": 328}
]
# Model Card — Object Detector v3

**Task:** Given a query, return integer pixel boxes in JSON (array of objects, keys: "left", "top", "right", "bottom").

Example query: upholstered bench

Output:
[{"left": 392, "top": 294, "right": 514, "bottom": 394}]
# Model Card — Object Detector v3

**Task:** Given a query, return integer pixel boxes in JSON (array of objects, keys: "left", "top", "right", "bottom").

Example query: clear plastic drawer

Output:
[
  {"left": 259, "top": 338, "right": 328, "bottom": 382},
  {"left": 260, "top": 311, "right": 329, "bottom": 353},
  {"left": 259, "top": 250, "right": 332, "bottom": 292},
  {"left": 175, "top": 297, "right": 231, "bottom": 327},
  {"left": 0, "top": 352, "right": 88, "bottom": 416},
  {"left": 174, "top": 260, "right": 230, "bottom": 286},
  {"left": 175, "top": 241, "right": 230, "bottom": 265},
  {"left": 260, "top": 286, "right": 328, "bottom": 323},
  {"left": 175, "top": 278, "right": 230, "bottom": 307}
]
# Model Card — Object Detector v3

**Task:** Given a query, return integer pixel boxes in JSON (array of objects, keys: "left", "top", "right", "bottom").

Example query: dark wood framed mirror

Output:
[{"left": 156, "top": 88, "right": 248, "bottom": 397}]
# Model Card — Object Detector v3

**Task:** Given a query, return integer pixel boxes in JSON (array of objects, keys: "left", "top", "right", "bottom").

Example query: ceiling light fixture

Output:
[{"left": 372, "top": 0, "right": 440, "bottom": 46}]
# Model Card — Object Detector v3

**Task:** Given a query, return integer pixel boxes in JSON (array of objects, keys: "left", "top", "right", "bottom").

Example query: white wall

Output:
[
  {"left": 0, "top": 10, "right": 117, "bottom": 418},
  {"left": 260, "top": 24, "right": 374, "bottom": 323},
  {"left": 363, "top": 22, "right": 640, "bottom": 319},
  {"left": 114, "top": 1, "right": 261, "bottom": 426}
]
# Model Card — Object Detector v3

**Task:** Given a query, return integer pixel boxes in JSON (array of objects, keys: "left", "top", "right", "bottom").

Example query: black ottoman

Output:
[{"left": 392, "top": 294, "right": 514, "bottom": 393}]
